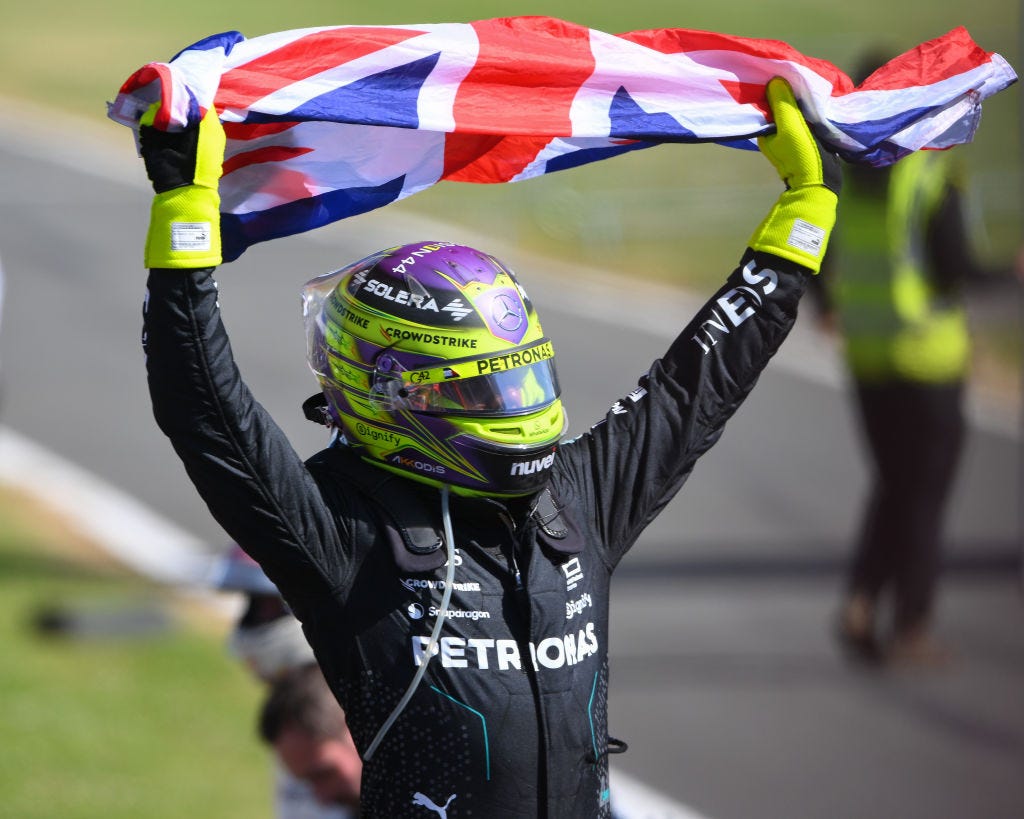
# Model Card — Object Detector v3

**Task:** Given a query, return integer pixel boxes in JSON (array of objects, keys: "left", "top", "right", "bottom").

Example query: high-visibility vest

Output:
[{"left": 833, "top": 150, "right": 970, "bottom": 383}]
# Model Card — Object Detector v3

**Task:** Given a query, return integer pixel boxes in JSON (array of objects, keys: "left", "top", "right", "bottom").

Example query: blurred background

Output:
[{"left": 0, "top": 2, "right": 1020, "bottom": 818}]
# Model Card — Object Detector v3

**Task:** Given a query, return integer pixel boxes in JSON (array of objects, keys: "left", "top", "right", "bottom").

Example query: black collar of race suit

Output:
[
  {"left": 321, "top": 445, "right": 448, "bottom": 573},
  {"left": 319, "top": 442, "right": 583, "bottom": 573}
]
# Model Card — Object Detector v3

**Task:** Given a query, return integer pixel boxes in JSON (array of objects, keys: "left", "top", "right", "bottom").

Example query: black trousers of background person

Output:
[{"left": 847, "top": 380, "right": 966, "bottom": 634}]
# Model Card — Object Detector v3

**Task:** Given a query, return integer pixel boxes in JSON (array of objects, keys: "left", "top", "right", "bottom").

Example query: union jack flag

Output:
[{"left": 108, "top": 16, "right": 1016, "bottom": 262}]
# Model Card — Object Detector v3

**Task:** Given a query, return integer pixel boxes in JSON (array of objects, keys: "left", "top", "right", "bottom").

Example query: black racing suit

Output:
[{"left": 143, "top": 249, "right": 810, "bottom": 818}]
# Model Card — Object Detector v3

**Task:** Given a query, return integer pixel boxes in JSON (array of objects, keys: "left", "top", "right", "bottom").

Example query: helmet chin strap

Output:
[{"left": 363, "top": 484, "right": 456, "bottom": 761}]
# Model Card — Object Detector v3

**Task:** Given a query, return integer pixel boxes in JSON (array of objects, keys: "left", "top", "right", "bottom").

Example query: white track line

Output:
[{"left": 0, "top": 425, "right": 211, "bottom": 586}]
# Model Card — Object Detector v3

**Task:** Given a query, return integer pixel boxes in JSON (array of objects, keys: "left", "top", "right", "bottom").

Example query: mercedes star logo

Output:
[{"left": 492, "top": 294, "right": 524, "bottom": 332}]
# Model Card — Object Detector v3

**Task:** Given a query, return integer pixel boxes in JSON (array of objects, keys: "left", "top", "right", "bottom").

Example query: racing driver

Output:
[{"left": 138, "top": 77, "right": 839, "bottom": 817}]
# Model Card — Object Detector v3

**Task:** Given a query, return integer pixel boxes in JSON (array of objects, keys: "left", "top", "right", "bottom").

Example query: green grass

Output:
[{"left": 0, "top": 488, "right": 272, "bottom": 819}]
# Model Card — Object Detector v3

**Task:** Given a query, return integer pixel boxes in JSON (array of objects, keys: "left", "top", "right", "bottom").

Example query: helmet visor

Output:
[{"left": 402, "top": 358, "right": 560, "bottom": 416}]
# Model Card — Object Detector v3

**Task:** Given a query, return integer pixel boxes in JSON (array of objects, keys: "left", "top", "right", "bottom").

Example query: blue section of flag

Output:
[
  {"left": 839, "top": 140, "right": 912, "bottom": 168},
  {"left": 714, "top": 137, "right": 760, "bottom": 151},
  {"left": 273, "top": 53, "right": 441, "bottom": 128},
  {"left": 545, "top": 140, "right": 652, "bottom": 174},
  {"left": 607, "top": 87, "right": 698, "bottom": 141},
  {"left": 171, "top": 30, "right": 245, "bottom": 61},
  {"left": 221, "top": 176, "right": 408, "bottom": 261},
  {"left": 832, "top": 104, "right": 938, "bottom": 151},
  {"left": 183, "top": 87, "right": 202, "bottom": 127}
]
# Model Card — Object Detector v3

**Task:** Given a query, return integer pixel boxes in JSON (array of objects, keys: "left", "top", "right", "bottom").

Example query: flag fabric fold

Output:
[{"left": 108, "top": 16, "right": 1017, "bottom": 262}]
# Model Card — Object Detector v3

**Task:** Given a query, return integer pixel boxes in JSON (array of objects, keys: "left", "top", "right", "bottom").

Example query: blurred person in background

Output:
[
  {"left": 820, "top": 50, "right": 1021, "bottom": 668},
  {"left": 212, "top": 544, "right": 357, "bottom": 818},
  {"left": 212, "top": 544, "right": 315, "bottom": 683},
  {"left": 259, "top": 664, "right": 363, "bottom": 817}
]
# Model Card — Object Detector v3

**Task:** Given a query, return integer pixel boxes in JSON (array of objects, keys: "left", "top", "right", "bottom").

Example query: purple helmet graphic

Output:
[{"left": 303, "top": 242, "right": 566, "bottom": 496}]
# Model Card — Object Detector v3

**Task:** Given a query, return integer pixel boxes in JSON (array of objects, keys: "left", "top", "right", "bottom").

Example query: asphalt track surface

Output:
[{"left": 1, "top": 105, "right": 1022, "bottom": 818}]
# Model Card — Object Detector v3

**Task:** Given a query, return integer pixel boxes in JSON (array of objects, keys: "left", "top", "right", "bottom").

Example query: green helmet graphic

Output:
[{"left": 303, "top": 242, "right": 567, "bottom": 496}]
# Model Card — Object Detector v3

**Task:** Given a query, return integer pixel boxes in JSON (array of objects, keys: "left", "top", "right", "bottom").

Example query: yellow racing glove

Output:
[
  {"left": 140, "top": 104, "right": 225, "bottom": 269},
  {"left": 749, "top": 77, "right": 841, "bottom": 273}
]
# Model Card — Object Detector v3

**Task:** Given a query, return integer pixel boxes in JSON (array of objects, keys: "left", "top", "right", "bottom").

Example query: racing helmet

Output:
[{"left": 302, "top": 242, "right": 567, "bottom": 497}]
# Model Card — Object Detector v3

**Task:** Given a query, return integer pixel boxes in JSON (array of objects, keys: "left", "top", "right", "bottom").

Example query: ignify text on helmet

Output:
[{"left": 355, "top": 422, "right": 401, "bottom": 446}]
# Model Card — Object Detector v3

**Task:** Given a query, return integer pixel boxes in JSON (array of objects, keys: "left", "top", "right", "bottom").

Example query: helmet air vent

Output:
[{"left": 488, "top": 426, "right": 524, "bottom": 436}]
